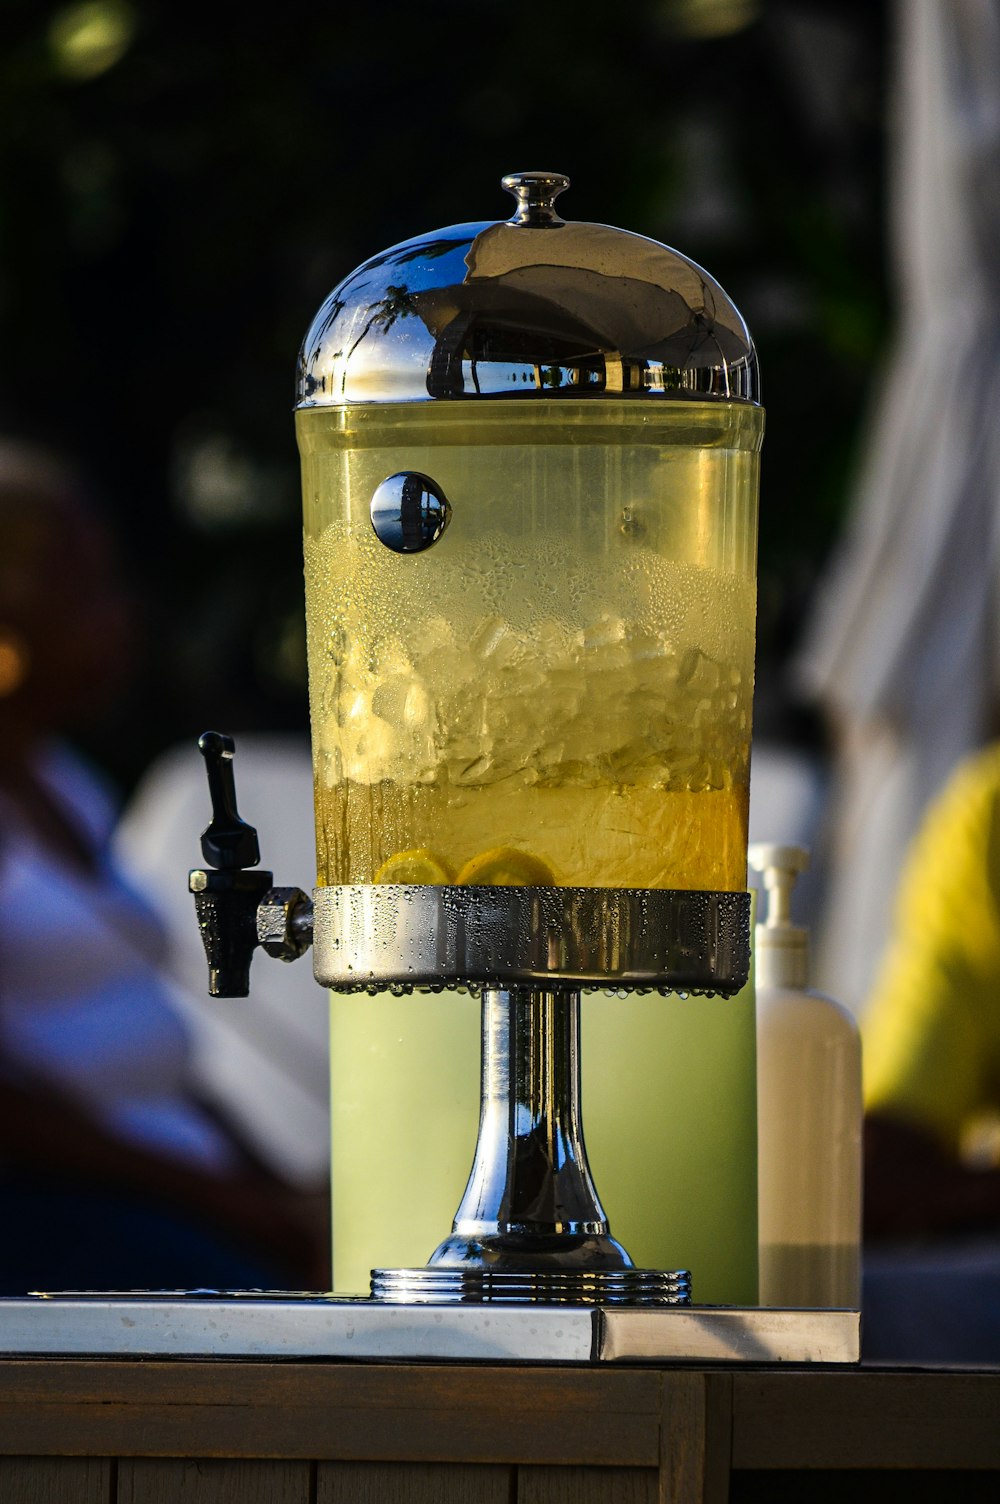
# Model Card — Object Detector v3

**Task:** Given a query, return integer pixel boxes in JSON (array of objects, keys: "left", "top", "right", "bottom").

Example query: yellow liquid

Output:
[
  {"left": 300, "top": 399, "right": 762, "bottom": 890},
  {"left": 322, "top": 782, "right": 746, "bottom": 890}
]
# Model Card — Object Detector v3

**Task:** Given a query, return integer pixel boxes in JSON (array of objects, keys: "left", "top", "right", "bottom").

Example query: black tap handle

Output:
[
  {"left": 198, "top": 730, "right": 261, "bottom": 870},
  {"left": 190, "top": 731, "right": 271, "bottom": 997}
]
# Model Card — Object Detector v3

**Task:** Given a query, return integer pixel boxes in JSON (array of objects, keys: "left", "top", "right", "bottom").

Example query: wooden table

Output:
[{"left": 0, "top": 1360, "right": 997, "bottom": 1502}]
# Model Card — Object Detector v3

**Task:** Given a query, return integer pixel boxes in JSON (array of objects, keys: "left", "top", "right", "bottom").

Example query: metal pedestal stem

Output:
[{"left": 372, "top": 987, "right": 690, "bottom": 1305}]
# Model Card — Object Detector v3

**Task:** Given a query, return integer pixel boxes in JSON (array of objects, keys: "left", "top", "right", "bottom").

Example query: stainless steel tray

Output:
[{"left": 0, "top": 1297, "right": 859, "bottom": 1363}]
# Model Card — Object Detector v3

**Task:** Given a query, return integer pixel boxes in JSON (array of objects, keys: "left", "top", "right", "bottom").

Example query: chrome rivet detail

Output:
[{"left": 370, "top": 471, "right": 451, "bottom": 553}]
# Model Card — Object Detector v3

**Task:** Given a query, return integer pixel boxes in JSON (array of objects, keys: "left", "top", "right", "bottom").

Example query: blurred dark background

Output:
[{"left": 0, "top": 0, "right": 889, "bottom": 793}]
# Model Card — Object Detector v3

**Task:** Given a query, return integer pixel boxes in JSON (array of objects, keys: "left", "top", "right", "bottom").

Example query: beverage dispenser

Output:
[{"left": 191, "top": 170, "right": 763, "bottom": 1305}]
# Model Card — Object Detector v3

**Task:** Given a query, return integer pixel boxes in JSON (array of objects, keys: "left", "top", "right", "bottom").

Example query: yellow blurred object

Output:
[
  {"left": 863, "top": 742, "right": 1000, "bottom": 1153},
  {"left": 456, "top": 847, "right": 555, "bottom": 886},
  {"left": 0, "top": 629, "right": 29, "bottom": 698},
  {"left": 373, "top": 849, "right": 453, "bottom": 884},
  {"left": 960, "top": 1110, "right": 1000, "bottom": 1170},
  {"left": 49, "top": 0, "right": 136, "bottom": 80}
]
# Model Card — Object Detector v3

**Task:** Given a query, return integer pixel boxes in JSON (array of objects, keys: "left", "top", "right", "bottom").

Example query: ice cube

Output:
[
  {"left": 371, "top": 675, "right": 430, "bottom": 730},
  {"left": 582, "top": 614, "right": 627, "bottom": 652},
  {"left": 678, "top": 646, "right": 721, "bottom": 693}
]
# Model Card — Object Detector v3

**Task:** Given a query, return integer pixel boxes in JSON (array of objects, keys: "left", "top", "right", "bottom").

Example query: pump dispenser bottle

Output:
[{"left": 749, "top": 843, "right": 862, "bottom": 1309}]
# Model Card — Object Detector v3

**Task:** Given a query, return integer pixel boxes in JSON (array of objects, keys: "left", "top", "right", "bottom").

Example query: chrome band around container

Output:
[
  {"left": 312, "top": 885, "right": 750, "bottom": 994},
  {"left": 371, "top": 1267, "right": 692, "bottom": 1306}
]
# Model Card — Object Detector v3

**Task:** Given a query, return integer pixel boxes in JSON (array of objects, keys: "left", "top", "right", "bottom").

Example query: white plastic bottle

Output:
[{"left": 749, "top": 843, "right": 862, "bottom": 1309}]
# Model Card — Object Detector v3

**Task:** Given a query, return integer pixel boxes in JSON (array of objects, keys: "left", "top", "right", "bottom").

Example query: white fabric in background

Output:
[
  {"left": 115, "top": 735, "right": 330, "bottom": 1188},
  {"left": 747, "top": 740, "right": 828, "bottom": 933},
  {"left": 796, "top": 0, "right": 1000, "bottom": 1014}
]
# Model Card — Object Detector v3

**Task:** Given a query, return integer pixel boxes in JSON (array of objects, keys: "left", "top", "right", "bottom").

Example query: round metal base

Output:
[{"left": 371, "top": 1267, "right": 692, "bottom": 1306}]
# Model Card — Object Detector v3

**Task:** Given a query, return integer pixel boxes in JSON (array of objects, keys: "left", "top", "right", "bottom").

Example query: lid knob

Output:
[{"left": 501, "top": 170, "right": 570, "bottom": 227}]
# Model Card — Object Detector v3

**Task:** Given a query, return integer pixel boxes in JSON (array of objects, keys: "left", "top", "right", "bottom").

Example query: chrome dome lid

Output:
[{"left": 296, "top": 172, "right": 759, "bottom": 407}]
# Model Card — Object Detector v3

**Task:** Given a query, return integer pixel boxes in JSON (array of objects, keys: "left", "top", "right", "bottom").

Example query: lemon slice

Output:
[
  {"left": 373, "top": 849, "right": 453, "bottom": 884},
  {"left": 456, "top": 846, "right": 555, "bottom": 886}
]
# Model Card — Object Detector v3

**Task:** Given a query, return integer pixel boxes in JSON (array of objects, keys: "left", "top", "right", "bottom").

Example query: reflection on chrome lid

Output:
[{"left": 296, "top": 172, "right": 759, "bottom": 407}]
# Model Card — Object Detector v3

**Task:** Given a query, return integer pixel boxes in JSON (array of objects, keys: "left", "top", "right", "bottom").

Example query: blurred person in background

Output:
[
  {"left": 0, "top": 439, "right": 327, "bottom": 1293},
  {"left": 779, "top": 0, "right": 1000, "bottom": 1364},
  {"left": 861, "top": 740, "right": 1000, "bottom": 1363},
  {"left": 796, "top": 0, "right": 1000, "bottom": 1018}
]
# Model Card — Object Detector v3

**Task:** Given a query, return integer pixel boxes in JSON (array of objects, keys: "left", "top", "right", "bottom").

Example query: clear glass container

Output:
[{"left": 301, "top": 398, "right": 761, "bottom": 893}]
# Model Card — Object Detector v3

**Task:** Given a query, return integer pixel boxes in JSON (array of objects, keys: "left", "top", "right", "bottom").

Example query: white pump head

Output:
[{"left": 747, "top": 843, "right": 810, "bottom": 989}]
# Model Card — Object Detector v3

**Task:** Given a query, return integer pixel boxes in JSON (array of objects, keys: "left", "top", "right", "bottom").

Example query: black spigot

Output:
[{"left": 189, "top": 732, "right": 273, "bottom": 998}]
